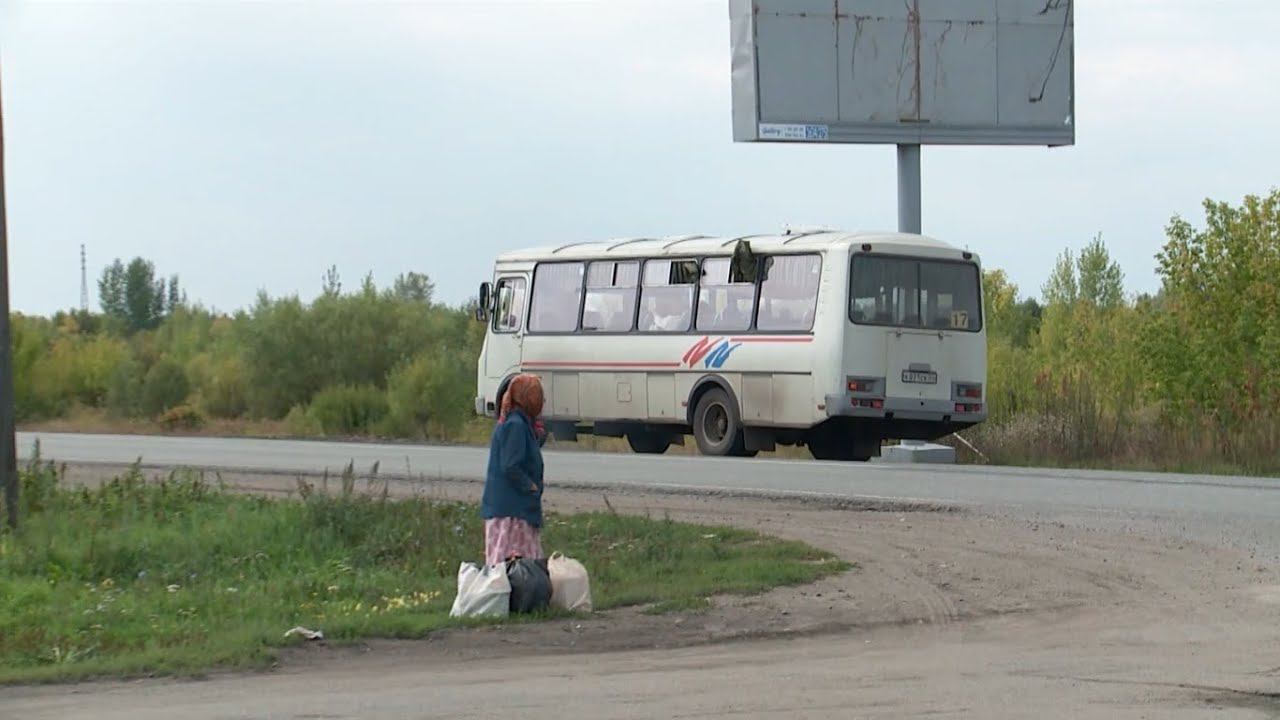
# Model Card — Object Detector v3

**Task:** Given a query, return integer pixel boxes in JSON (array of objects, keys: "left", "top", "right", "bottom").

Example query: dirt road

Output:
[{"left": 3, "top": 466, "right": 1279, "bottom": 718}]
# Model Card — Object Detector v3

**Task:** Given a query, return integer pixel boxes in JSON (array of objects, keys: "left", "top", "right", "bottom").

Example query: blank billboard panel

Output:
[{"left": 730, "top": 0, "right": 1075, "bottom": 146}]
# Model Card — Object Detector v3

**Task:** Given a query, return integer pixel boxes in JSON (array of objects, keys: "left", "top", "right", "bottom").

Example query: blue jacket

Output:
[{"left": 481, "top": 410, "right": 545, "bottom": 528}]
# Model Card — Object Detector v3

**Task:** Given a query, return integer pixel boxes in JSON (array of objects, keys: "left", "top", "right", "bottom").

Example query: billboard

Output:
[{"left": 730, "top": 0, "right": 1075, "bottom": 146}]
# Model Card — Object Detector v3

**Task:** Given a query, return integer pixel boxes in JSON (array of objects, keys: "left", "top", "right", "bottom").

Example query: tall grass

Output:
[
  {"left": 954, "top": 373, "right": 1280, "bottom": 476},
  {"left": 0, "top": 454, "right": 844, "bottom": 683}
]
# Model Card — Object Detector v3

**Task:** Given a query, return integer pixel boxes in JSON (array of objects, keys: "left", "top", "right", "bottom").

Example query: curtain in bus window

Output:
[
  {"left": 583, "top": 261, "right": 639, "bottom": 332},
  {"left": 696, "top": 258, "right": 755, "bottom": 332},
  {"left": 529, "top": 262, "right": 584, "bottom": 332},
  {"left": 920, "top": 261, "right": 981, "bottom": 331},
  {"left": 757, "top": 255, "right": 821, "bottom": 331},
  {"left": 638, "top": 260, "right": 696, "bottom": 332},
  {"left": 850, "top": 256, "right": 919, "bottom": 326}
]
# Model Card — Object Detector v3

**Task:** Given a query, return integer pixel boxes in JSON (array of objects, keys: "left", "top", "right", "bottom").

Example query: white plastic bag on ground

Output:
[
  {"left": 449, "top": 562, "right": 511, "bottom": 618},
  {"left": 548, "top": 552, "right": 593, "bottom": 613}
]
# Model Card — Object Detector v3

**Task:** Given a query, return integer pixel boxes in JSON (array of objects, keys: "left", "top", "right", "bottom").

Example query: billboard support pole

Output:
[{"left": 896, "top": 143, "right": 921, "bottom": 234}]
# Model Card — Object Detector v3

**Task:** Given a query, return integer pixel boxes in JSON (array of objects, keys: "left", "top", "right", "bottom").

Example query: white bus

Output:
[{"left": 474, "top": 230, "right": 987, "bottom": 461}]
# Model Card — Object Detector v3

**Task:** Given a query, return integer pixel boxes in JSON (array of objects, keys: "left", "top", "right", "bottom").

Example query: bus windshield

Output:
[{"left": 849, "top": 255, "right": 982, "bottom": 332}]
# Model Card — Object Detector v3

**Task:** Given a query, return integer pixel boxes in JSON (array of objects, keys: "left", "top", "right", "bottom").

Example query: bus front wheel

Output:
[{"left": 693, "top": 388, "right": 749, "bottom": 457}]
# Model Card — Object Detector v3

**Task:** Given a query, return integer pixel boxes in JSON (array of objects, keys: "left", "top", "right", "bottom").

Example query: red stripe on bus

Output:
[
  {"left": 728, "top": 336, "right": 814, "bottom": 343},
  {"left": 522, "top": 361, "right": 683, "bottom": 369}
]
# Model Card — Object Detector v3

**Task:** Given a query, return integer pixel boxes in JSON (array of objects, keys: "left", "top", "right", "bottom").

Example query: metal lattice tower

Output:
[{"left": 80, "top": 244, "right": 88, "bottom": 312}]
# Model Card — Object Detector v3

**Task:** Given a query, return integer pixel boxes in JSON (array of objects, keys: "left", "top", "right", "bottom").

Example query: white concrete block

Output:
[{"left": 882, "top": 440, "right": 956, "bottom": 464}]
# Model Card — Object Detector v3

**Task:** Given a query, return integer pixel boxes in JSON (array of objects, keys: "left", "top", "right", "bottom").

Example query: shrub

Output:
[
  {"left": 383, "top": 348, "right": 474, "bottom": 440},
  {"left": 11, "top": 315, "right": 57, "bottom": 420},
  {"left": 141, "top": 359, "right": 191, "bottom": 418},
  {"left": 284, "top": 404, "right": 322, "bottom": 437},
  {"left": 26, "top": 334, "right": 131, "bottom": 416},
  {"left": 157, "top": 404, "right": 206, "bottom": 431},
  {"left": 305, "top": 384, "right": 389, "bottom": 436},
  {"left": 105, "top": 356, "right": 147, "bottom": 418},
  {"left": 196, "top": 355, "right": 249, "bottom": 419}
]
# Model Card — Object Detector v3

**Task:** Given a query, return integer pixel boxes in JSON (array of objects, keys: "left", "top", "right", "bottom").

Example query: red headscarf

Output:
[{"left": 499, "top": 374, "right": 545, "bottom": 423}]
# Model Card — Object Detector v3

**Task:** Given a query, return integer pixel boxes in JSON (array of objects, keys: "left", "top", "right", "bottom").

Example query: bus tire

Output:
[
  {"left": 493, "top": 375, "right": 514, "bottom": 421},
  {"left": 626, "top": 430, "right": 671, "bottom": 455},
  {"left": 693, "top": 388, "right": 748, "bottom": 457},
  {"left": 808, "top": 425, "right": 873, "bottom": 462}
]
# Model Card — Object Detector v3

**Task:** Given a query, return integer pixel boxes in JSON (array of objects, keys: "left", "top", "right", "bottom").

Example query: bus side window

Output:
[
  {"left": 639, "top": 259, "right": 697, "bottom": 332},
  {"left": 529, "top": 262, "right": 584, "bottom": 333},
  {"left": 757, "top": 254, "right": 821, "bottom": 331},
  {"left": 697, "top": 257, "right": 754, "bottom": 332},
  {"left": 583, "top": 261, "right": 639, "bottom": 332}
]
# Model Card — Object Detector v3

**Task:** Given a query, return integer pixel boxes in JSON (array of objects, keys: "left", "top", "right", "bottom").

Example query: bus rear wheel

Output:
[
  {"left": 807, "top": 426, "right": 874, "bottom": 462},
  {"left": 626, "top": 430, "right": 671, "bottom": 455},
  {"left": 693, "top": 388, "right": 749, "bottom": 457}
]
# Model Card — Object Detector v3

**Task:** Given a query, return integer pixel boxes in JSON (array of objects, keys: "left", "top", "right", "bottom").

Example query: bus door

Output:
[{"left": 485, "top": 275, "right": 528, "bottom": 382}]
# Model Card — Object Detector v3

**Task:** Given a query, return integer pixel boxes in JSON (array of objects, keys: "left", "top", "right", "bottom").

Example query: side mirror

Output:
[{"left": 475, "top": 282, "right": 491, "bottom": 323}]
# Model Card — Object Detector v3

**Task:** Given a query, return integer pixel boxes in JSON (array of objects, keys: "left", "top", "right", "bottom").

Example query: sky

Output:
[{"left": 0, "top": 0, "right": 1277, "bottom": 315}]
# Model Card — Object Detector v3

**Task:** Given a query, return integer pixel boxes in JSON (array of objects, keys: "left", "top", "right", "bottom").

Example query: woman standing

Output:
[{"left": 482, "top": 374, "right": 547, "bottom": 566}]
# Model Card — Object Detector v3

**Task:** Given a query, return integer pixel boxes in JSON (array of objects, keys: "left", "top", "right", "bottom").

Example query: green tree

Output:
[
  {"left": 321, "top": 266, "right": 341, "bottom": 297},
  {"left": 1077, "top": 234, "right": 1125, "bottom": 309},
  {"left": 391, "top": 272, "right": 435, "bottom": 304},
  {"left": 100, "top": 257, "right": 176, "bottom": 332},
  {"left": 166, "top": 276, "right": 183, "bottom": 314},
  {"left": 1041, "top": 249, "right": 1078, "bottom": 306},
  {"left": 98, "top": 260, "right": 127, "bottom": 319},
  {"left": 1149, "top": 189, "right": 1280, "bottom": 419}
]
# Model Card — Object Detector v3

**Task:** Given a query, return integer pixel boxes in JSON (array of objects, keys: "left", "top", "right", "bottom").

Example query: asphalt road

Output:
[{"left": 15, "top": 431, "right": 1280, "bottom": 556}]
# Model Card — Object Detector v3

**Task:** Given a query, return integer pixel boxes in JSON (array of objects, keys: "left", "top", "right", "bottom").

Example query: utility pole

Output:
[
  {"left": 0, "top": 58, "right": 18, "bottom": 530},
  {"left": 80, "top": 244, "right": 88, "bottom": 313}
]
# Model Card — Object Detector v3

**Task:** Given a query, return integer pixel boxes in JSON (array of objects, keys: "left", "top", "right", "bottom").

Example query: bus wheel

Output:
[
  {"left": 808, "top": 427, "right": 873, "bottom": 462},
  {"left": 693, "top": 388, "right": 748, "bottom": 457},
  {"left": 626, "top": 430, "right": 671, "bottom": 455}
]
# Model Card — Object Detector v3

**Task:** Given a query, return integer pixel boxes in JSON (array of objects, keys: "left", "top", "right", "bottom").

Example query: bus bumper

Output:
[{"left": 823, "top": 394, "right": 988, "bottom": 424}]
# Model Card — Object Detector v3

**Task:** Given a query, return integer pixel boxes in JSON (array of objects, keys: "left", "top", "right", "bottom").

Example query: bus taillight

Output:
[{"left": 848, "top": 377, "right": 883, "bottom": 394}]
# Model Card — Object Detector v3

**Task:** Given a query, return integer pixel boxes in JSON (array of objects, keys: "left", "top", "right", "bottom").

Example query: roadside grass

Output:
[
  {"left": 0, "top": 453, "right": 847, "bottom": 684},
  {"left": 948, "top": 409, "right": 1280, "bottom": 478}
]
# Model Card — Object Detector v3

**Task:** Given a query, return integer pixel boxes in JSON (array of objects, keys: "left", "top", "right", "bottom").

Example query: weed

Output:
[{"left": 0, "top": 465, "right": 844, "bottom": 683}]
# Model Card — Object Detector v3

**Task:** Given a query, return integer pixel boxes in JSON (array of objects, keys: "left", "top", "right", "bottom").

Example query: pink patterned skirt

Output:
[{"left": 484, "top": 517, "right": 544, "bottom": 566}]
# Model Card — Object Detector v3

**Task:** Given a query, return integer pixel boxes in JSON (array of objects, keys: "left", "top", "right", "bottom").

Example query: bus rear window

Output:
[{"left": 850, "top": 256, "right": 981, "bottom": 332}]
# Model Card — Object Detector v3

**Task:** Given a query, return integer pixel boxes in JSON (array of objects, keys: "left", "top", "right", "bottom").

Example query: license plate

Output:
[{"left": 901, "top": 370, "right": 937, "bottom": 385}]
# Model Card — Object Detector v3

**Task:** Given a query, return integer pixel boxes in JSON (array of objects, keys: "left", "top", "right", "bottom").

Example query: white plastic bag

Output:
[
  {"left": 548, "top": 552, "right": 593, "bottom": 613},
  {"left": 449, "top": 562, "right": 511, "bottom": 619}
]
